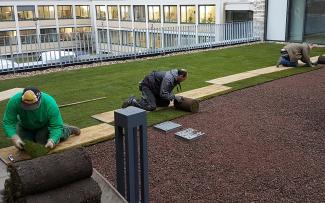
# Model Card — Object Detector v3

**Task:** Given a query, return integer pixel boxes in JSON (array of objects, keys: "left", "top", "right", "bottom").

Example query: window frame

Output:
[
  {"left": 107, "top": 5, "right": 119, "bottom": 21},
  {"left": 163, "top": 5, "right": 177, "bottom": 23},
  {"left": 17, "top": 6, "right": 35, "bottom": 21},
  {"left": 96, "top": 5, "right": 106, "bottom": 20},
  {"left": 0, "top": 30, "right": 17, "bottom": 46},
  {"left": 75, "top": 5, "right": 90, "bottom": 19},
  {"left": 57, "top": 5, "right": 73, "bottom": 19},
  {"left": 133, "top": 5, "right": 146, "bottom": 22},
  {"left": 38, "top": 5, "right": 55, "bottom": 20},
  {"left": 198, "top": 5, "right": 215, "bottom": 24},
  {"left": 148, "top": 5, "right": 161, "bottom": 23},
  {"left": 180, "top": 5, "right": 196, "bottom": 24},
  {"left": 120, "top": 5, "right": 131, "bottom": 21},
  {"left": 0, "top": 6, "right": 14, "bottom": 21}
]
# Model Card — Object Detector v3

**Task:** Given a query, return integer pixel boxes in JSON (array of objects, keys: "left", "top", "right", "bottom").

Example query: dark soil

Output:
[{"left": 87, "top": 67, "right": 325, "bottom": 202}]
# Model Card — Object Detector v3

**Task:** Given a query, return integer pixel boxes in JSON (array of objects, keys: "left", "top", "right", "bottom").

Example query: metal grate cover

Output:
[
  {"left": 153, "top": 121, "right": 182, "bottom": 133},
  {"left": 175, "top": 128, "right": 204, "bottom": 141}
]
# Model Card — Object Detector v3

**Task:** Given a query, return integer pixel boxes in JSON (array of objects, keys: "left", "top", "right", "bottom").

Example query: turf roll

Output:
[
  {"left": 317, "top": 55, "right": 325, "bottom": 64},
  {"left": 7, "top": 148, "right": 92, "bottom": 198},
  {"left": 16, "top": 178, "right": 101, "bottom": 203},
  {"left": 174, "top": 97, "right": 199, "bottom": 113}
]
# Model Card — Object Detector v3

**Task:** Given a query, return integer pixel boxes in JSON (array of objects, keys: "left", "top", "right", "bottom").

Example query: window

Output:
[
  {"left": 180, "top": 5, "right": 195, "bottom": 23},
  {"left": 121, "top": 30, "right": 133, "bottom": 45},
  {"left": 96, "top": 5, "right": 106, "bottom": 20},
  {"left": 0, "top": 6, "right": 14, "bottom": 21},
  {"left": 57, "top": 5, "right": 73, "bottom": 19},
  {"left": 109, "top": 30, "right": 119, "bottom": 44},
  {"left": 0, "top": 31, "right": 17, "bottom": 46},
  {"left": 76, "top": 26, "right": 92, "bottom": 33},
  {"left": 40, "top": 28, "right": 57, "bottom": 42},
  {"left": 17, "top": 6, "right": 35, "bottom": 21},
  {"left": 59, "top": 27, "right": 74, "bottom": 41},
  {"left": 225, "top": 10, "right": 253, "bottom": 23},
  {"left": 135, "top": 31, "right": 147, "bottom": 47},
  {"left": 148, "top": 6, "right": 160, "bottom": 22},
  {"left": 75, "top": 5, "right": 90, "bottom": 19},
  {"left": 20, "top": 29, "right": 37, "bottom": 44},
  {"left": 199, "top": 5, "right": 215, "bottom": 23},
  {"left": 98, "top": 29, "right": 107, "bottom": 43},
  {"left": 120, "top": 6, "right": 131, "bottom": 21},
  {"left": 108, "top": 6, "right": 118, "bottom": 20},
  {"left": 38, "top": 5, "right": 55, "bottom": 20},
  {"left": 164, "top": 5, "right": 177, "bottom": 23},
  {"left": 134, "top": 5, "right": 145, "bottom": 22}
]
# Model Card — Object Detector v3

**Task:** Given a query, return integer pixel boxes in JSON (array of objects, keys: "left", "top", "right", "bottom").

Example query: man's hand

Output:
[
  {"left": 45, "top": 139, "right": 55, "bottom": 149},
  {"left": 11, "top": 135, "right": 25, "bottom": 149},
  {"left": 174, "top": 96, "right": 184, "bottom": 103}
]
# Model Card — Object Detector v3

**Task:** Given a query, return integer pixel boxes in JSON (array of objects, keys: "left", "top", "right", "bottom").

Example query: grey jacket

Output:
[
  {"left": 284, "top": 43, "right": 312, "bottom": 66},
  {"left": 142, "top": 69, "right": 179, "bottom": 100}
]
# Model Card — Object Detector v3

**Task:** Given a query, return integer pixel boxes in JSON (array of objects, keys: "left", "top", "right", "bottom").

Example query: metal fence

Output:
[{"left": 0, "top": 21, "right": 262, "bottom": 73}]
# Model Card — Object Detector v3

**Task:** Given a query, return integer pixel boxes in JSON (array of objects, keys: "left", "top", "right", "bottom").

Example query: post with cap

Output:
[{"left": 114, "top": 106, "right": 149, "bottom": 203}]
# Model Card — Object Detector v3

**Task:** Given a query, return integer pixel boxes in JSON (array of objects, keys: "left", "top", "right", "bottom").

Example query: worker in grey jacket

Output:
[
  {"left": 276, "top": 43, "right": 316, "bottom": 67},
  {"left": 122, "top": 69, "right": 188, "bottom": 111}
]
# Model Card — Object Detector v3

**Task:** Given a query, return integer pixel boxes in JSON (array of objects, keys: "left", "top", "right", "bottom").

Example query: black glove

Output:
[{"left": 174, "top": 96, "right": 183, "bottom": 103}]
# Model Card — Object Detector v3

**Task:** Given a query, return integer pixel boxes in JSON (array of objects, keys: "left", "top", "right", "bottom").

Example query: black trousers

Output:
[{"left": 138, "top": 85, "right": 170, "bottom": 111}]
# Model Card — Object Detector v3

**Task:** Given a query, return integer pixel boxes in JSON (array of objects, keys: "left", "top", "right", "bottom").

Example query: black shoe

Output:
[
  {"left": 67, "top": 125, "right": 81, "bottom": 136},
  {"left": 122, "top": 96, "right": 136, "bottom": 108}
]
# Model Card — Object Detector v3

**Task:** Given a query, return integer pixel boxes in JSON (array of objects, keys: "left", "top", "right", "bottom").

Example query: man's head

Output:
[
  {"left": 177, "top": 68, "right": 188, "bottom": 82},
  {"left": 21, "top": 87, "right": 42, "bottom": 110}
]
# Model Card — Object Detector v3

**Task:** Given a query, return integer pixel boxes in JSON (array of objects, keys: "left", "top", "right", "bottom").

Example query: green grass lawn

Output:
[{"left": 1, "top": 43, "right": 324, "bottom": 148}]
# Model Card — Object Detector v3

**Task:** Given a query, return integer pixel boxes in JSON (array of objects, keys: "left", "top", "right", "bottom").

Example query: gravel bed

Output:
[{"left": 87, "top": 67, "right": 325, "bottom": 202}]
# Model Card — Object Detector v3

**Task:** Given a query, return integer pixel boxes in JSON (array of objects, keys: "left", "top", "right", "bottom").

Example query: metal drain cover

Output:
[
  {"left": 154, "top": 121, "right": 182, "bottom": 133},
  {"left": 175, "top": 128, "right": 204, "bottom": 141}
]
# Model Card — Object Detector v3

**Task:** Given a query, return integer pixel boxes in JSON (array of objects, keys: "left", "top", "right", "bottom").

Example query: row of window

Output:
[
  {"left": 97, "top": 5, "right": 216, "bottom": 23},
  {"left": 0, "top": 27, "right": 92, "bottom": 45},
  {"left": 0, "top": 5, "right": 90, "bottom": 21},
  {"left": 0, "top": 5, "right": 216, "bottom": 24}
]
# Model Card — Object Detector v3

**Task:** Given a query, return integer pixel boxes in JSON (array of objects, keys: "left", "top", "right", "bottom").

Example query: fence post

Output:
[
  {"left": 57, "top": 33, "right": 63, "bottom": 68},
  {"left": 9, "top": 37, "right": 15, "bottom": 74},
  {"left": 114, "top": 106, "right": 149, "bottom": 203}
]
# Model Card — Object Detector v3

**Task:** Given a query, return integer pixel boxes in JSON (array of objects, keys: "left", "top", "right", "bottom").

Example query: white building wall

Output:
[{"left": 266, "top": 0, "right": 288, "bottom": 41}]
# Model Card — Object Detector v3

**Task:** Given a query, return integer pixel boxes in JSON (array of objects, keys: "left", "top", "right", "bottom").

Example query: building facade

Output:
[{"left": 0, "top": 0, "right": 265, "bottom": 50}]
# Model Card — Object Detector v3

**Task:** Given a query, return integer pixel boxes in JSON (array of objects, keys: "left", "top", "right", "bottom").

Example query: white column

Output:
[{"left": 14, "top": 5, "right": 22, "bottom": 53}]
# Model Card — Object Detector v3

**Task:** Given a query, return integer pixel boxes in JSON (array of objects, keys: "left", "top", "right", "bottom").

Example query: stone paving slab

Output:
[
  {"left": 92, "top": 110, "right": 115, "bottom": 123},
  {"left": 0, "top": 123, "right": 115, "bottom": 164},
  {"left": 0, "top": 88, "right": 23, "bottom": 101},
  {"left": 206, "top": 56, "right": 319, "bottom": 85},
  {"left": 206, "top": 72, "right": 259, "bottom": 85},
  {"left": 176, "top": 84, "right": 232, "bottom": 99}
]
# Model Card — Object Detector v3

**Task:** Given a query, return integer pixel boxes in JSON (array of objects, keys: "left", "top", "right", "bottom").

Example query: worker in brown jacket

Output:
[{"left": 276, "top": 43, "right": 316, "bottom": 67}]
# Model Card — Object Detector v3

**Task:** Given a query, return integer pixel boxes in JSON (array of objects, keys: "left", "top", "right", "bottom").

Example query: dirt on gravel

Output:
[{"left": 87, "top": 67, "right": 325, "bottom": 202}]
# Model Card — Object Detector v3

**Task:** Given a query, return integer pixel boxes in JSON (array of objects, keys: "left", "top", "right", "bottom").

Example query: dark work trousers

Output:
[
  {"left": 138, "top": 85, "right": 170, "bottom": 111},
  {"left": 17, "top": 123, "right": 72, "bottom": 144}
]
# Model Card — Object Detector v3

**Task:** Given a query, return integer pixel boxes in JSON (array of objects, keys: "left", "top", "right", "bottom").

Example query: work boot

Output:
[
  {"left": 67, "top": 125, "right": 81, "bottom": 136},
  {"left": 121, "top": 96, "right": 137, "bottom": 108}
]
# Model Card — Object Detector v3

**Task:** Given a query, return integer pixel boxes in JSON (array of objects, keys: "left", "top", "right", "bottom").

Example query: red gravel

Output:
[{"left": 87, "top": 67, "right": 325, "bottom": 202}]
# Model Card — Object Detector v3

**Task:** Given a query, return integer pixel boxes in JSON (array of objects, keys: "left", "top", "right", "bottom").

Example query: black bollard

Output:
[{"left": 114, "top": 106, "right": 149, "bottom": 203}]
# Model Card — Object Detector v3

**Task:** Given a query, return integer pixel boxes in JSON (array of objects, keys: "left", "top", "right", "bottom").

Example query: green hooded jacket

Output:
[{"left": 2, "top": 92, "right": 63, "bottom": 144}]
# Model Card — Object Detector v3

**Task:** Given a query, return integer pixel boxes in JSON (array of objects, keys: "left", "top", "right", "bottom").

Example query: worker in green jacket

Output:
[
  {"left": 2, "top": 87, "right": 80, "bottom": 149},
  {"left": 276, "top": 43, "right": 316, "bottom": 67}
]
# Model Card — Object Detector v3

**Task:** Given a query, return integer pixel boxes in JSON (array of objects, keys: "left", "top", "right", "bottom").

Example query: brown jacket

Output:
[{"left": 284, "top": 43, "right": 312, "bottom": 66}]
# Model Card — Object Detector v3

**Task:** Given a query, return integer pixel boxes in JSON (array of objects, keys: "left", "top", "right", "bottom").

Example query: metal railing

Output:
[{"left": 0, "top": 21, "right": 262, "bottom": 73}]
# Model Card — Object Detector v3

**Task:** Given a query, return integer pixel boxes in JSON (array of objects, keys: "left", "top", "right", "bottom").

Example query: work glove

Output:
[
  {"left": 11, "top": 135, "right": 25, "bottom": 149},
  {"left": 45, "top": 139, "right": 55, "bottom": 149},
  {"left": 174, "top": 96, "right": 184, "bottom": 103}
]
